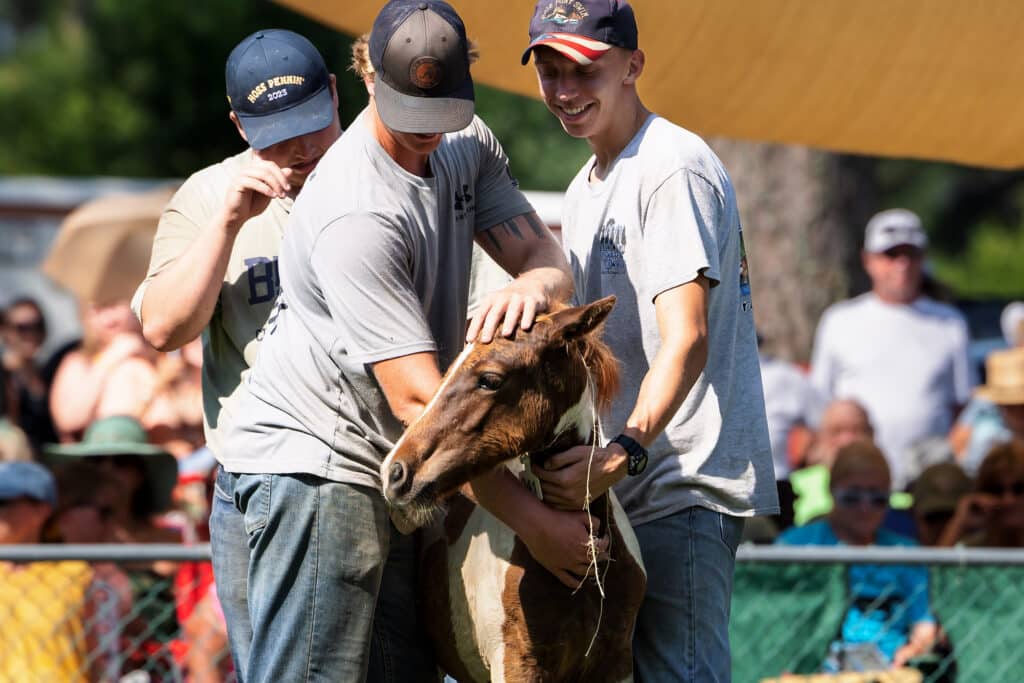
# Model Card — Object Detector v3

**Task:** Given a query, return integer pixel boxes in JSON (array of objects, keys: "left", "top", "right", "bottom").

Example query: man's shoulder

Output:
[
  {"left": 635, "top": 115, "right": 730, "bottom": 190},
  {"left": 912, "top": 296, "right": 968, "bottom": 324}
]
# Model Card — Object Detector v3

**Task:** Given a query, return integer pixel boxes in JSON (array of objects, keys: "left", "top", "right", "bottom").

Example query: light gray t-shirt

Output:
[
  {"left": 223, "top": 111, "right": 532, "bottom": 489},
  {"left": 561, "top": 114, "right": 779, "bottom": 525}
]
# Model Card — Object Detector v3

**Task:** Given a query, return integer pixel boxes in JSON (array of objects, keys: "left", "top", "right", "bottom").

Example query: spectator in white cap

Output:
[{"left": 810, "top": 208, "right": 974, "bottom": 489}]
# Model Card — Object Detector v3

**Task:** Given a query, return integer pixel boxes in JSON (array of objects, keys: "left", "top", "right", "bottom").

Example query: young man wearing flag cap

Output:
[
  {"left": 225, "top": 1, "right": 601, "bottom": 680},
  {"left": 522, "top": 2, "right": 779, "bottom": 680}
]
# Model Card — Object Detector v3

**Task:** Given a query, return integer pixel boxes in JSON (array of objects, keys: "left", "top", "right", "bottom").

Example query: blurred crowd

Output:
[
  {"left": 0, "top": 293, "right": 227, "bottom": 680},
  {"left": 1, "top": 203, "right": 1023, "bottom": 680}
]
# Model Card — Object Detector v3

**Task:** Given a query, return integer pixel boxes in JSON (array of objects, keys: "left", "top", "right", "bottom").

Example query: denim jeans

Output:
[
  {"left": 210, "top": 467, "right": 435, "bottom": 682},
  {"left": 210, "top": 467, "right": 253, "bottom": 680},
  {"left": 632, "top": 506, "right": 745, "bottom": 683}
]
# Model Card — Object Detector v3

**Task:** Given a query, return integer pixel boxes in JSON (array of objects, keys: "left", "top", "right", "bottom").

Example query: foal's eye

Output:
[{"left": 477, "top": 372, "right": 504, "bottom": 391}]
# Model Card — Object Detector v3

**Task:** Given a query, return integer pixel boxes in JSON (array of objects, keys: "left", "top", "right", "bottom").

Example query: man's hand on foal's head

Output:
[{"left": 467, "top": 278, "right": 550, "bottom": 344}]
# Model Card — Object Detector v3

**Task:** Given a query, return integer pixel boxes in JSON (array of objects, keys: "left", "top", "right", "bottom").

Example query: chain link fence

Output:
[
  {"left": 2, "top": 544, "right": 1022, "bottom": 682},
  {"left": 732, "top": 545, "right": 1024, "bottom": 683},
  {"left": 0, "top": 544, "right": 229, "bottom": 683}
]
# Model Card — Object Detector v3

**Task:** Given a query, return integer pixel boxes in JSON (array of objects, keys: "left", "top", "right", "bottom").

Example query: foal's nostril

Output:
[{"left": 388, "top": 461, "right": 410, "bottom": 496}]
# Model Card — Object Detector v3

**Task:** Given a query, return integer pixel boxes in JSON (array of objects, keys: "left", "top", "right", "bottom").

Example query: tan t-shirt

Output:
[{"left": 132, "top": 149, "right": 291, "bottom": 462}]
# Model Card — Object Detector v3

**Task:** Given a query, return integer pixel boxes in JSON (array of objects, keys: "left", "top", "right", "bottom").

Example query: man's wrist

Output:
[{"left": 611, "top": 433, "right": 648, "bottom": 476}]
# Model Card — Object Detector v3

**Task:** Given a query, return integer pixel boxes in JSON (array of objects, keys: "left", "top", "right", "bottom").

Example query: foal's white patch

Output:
[
  {"left": 449, "top": 504, "right": 514, "bottom": 681},
  {"left": 551, "top": 379, "right": 595, "bottom": 444},
  {"left": 381, "top": 342, "right": 476, "bottom": 497}
]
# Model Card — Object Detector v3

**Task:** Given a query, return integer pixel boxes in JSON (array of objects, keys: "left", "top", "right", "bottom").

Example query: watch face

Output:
[{"left": 629, "top": 450, "right": 648, "bottom": 476}]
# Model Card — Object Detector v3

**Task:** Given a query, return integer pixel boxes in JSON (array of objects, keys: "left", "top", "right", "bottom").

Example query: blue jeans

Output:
[
  {"left": 210, "top": 466, "right": 253, "bottom": 679},
  {"left": 632, "top": 506, "right": 745, "bottom": 683},
  {"left": 210, "top": 467, "right": 435, "bottom": 682}
]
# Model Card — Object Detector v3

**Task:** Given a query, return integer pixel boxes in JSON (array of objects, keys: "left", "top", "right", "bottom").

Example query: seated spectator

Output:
[
  {"left": 145, "top": 336, "right": 205, "bottom": 459},
  {"left": 49, "top": 299, "right": 158, "bottom": 442},
  {"left": 778, "top": 442, "right": 937, "bottom": 671},
  {"left": 910, "top": 462, "right": 972, "bottom": 546},
  {"left": 949, "top": 304, "right": 1024, "bottom": 473},
  {"left": 1, "top": 297, "right": 57, "bottom": 450},
  {"left": 939, "top": 440, "right": 1024, "bottom": 548},
  {"left": 45, "top": 415, "right": 184, "bottom": 676},
  {"left": 790, "top": 398, "right": 874, "bottom": 525},
  {"left": 0, "top": 461, "right": 98, "bottom": 681},
  {"left": 48, "top": 461, "right": 134, "bottom": 680}
]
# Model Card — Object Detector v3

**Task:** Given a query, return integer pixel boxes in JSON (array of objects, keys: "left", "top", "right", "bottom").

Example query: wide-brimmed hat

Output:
[
  {"left": 976, "top": 347, "right": 1024, "bottom": 406},
  {"left": 44, "top": 416, "right": 178, "bottom": 514}
]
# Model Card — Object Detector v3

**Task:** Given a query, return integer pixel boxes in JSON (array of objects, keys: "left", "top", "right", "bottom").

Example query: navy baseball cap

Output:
[
  {"left": 226, "top": 29, "right": 335, "bottom": 150},
  {"left": 369, "top": 0, "right": 475, "bottom": 134},
  {"left": 521, "top": 0, "right": 638, "bottom": 65},
  {"left": 0, "top": 462, "right": 57, "bottom": 507}
]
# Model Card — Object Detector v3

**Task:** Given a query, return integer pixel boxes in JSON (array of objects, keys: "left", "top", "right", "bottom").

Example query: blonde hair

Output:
[{"left": 350, "top": 33, "right": 480, "bottom": 80}]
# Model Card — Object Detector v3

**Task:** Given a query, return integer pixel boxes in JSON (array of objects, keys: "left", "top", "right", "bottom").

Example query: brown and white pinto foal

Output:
[{"left": 381, "top": 296, "right": 646, "bottom": 683}]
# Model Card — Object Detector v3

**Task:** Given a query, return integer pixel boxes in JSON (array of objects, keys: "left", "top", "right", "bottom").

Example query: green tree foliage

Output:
[{"left": 0, "top": 0, "right": 589, "bottom": 188}]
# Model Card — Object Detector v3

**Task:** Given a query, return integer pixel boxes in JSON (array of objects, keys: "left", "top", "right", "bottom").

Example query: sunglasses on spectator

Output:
[
  {"left": 834, "top": 487, "right": 889, "bottom": 509},
  {"left": 981, "top": 481, "right": 1024, "bottom": 497},
  {"left": 8, "top": 321, "right": 44, "bottom": 335},
  {"left": 880, "top": 246, "right": 923, "bottom": 260}
]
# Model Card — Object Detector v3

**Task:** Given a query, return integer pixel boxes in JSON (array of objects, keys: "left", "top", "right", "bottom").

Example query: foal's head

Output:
[{"left": 381, "top": 296, "right": 618, "bottom": 522}]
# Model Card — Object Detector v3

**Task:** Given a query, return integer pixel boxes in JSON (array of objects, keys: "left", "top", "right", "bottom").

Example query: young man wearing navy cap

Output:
[
  {"left": 226, "top": 1, "right": 601, "bottom": 680},
  {"left": 131, "top": 29, "right": 343, "bottom": 679},
  {"left": 522, "top": 1, "right": 779, "bottom": 680}
]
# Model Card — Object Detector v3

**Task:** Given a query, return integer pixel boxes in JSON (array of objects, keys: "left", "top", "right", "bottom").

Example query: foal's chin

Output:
[{"left": 384, "top": 479, "right": 447, "bottom": 530}]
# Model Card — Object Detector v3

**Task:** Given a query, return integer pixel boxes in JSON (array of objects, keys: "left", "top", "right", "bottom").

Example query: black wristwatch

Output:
[{"left": 611, "top": 433, "right": 648, "bottom": 476}]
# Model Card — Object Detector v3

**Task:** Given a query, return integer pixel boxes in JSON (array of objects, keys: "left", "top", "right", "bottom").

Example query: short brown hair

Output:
[{"left": 830, "top": 440, "right": 891, "bottom": 489}]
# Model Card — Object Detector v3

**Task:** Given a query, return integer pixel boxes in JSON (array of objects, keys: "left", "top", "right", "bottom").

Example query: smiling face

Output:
[{"left": 532, "top": 46, "right": 639, "bottom": 141}]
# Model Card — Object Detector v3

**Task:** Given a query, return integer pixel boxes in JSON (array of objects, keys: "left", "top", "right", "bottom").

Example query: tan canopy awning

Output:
[{"left": 277, "top": 0, "right": 1024, "bottom": 169}]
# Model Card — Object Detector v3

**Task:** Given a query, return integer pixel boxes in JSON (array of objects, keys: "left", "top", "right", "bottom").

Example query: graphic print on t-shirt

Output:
[
  {"left": 454, "top": 183, "right": 475, "bottom": 221},
  {"left": 598, "top": 217, "right": 626, "bottom": 275},
  {"left": 739, "top": 229, "right": 752, "bottom": 311}
]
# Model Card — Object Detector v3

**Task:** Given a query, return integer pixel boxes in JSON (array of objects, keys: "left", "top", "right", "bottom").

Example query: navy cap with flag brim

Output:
[
  {"left": 520, "top": 32, "right": 614, "bottom": 65},
  {"left": 237, "top": 83, "right": 335, "bottom": 151},
  {"left": 373, "top": 74, "right": 475, "bottom": 134}
]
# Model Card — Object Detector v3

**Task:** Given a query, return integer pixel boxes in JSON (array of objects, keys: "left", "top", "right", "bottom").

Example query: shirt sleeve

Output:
[
  {"left": 640, "top": 169, "right": 724, "bottom": 302},
  {"left": 468, "top": 118, "right": 534, "bottom": 232},
  {"left": 131, "top": 181, "right": 206, "bottom": 323},
  {"left": 309, "top": 213, "right": 436, "bottom": 365}
]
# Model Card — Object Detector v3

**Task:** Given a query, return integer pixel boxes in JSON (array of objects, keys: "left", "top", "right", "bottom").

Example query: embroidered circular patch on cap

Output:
[{"left": 409, "top": 56, "right": 443, "bottom": 89}]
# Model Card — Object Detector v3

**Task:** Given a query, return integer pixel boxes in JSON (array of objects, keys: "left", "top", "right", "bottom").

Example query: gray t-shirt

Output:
[
  {"left": 223, "top": 110, "right": 532, "bottom": 489},
  {"left": 561, "top": 114, "right": 779, "bottom": 525}
]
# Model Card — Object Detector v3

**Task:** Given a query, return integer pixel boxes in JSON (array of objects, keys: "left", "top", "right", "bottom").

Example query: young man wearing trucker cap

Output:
[
  {"left": 521, "top": 2, "right": 779, "bottom": 680},
  {"left": 226, "top": 1, "right": 600, "bottom": 680},
  {"left": 131, "top": 29, "right": 343, "bottom": 678}
]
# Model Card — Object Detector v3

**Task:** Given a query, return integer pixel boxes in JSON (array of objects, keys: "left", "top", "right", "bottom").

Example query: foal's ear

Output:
[{"left": 548, "top": 296, "right": 616, "bottom": 341}]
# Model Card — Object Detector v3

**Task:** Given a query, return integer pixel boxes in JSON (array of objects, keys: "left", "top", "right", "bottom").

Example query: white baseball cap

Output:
[{"left": 864, "top": 209, "right": 928, "bottom": 253}]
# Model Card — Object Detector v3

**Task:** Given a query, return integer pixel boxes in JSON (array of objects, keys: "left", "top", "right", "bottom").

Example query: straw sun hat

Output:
[{"left": 976, "top": 347, "right": 1024, "bottom": 406}]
